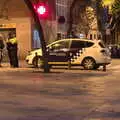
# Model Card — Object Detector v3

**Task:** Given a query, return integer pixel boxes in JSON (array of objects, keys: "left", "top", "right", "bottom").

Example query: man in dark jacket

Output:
[
  {"left": 0, "top": 34, "right": 5, "bottom": 67},
  {"left": 7, "top": 32, "right": 19, "bottom": 68}
]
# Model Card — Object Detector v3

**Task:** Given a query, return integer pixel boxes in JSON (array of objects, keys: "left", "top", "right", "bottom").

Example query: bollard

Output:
[
  {"left": 68, "top": 60, "right": 71, "bottom": 70},
  {"left": 34, "top": 52, "right": 38, "bottom": 68}
]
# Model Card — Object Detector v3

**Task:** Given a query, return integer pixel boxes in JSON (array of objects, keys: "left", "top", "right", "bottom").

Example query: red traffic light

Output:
[
  {"left": 37, "top": 5, "right": 46, "bottom": 15},
  {"left": 34, "top": 3, "right": 48, "bottom": 18}
]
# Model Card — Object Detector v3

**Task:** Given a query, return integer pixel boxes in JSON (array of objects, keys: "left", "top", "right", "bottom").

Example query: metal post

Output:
[
  {"left": 68, "top": 60, "right": 71, "bottom": 70},
  {"left": 24, "top": 0, "right": 50, "bottom": 73},
  {"left": 34, "top": 52, "right": 38, "bottom": 68}
]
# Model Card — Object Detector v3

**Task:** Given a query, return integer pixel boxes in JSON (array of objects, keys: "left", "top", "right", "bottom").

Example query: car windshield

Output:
[{"left": 48, "top": 40, "right": 70, "bottom": 51}]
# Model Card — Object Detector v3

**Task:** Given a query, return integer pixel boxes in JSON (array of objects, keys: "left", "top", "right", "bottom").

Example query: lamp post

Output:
[{"left": 24, "top": 0, "right": 50, "bottom": 73}]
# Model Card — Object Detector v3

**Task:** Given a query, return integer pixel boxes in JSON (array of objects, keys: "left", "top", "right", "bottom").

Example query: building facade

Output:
[
  {"left": 0, "top": 0, "right": 57, "bottom": 60},
  {"left": 56, "top": 0, "right": 100, "bottom": 40},
  {"left": 0, "top": 0, "right": 100, "bottom": 61},
  {"left": 0, "top": 0, "right": 32, "bottom": 60},
  {"left": 56, "top": 0, "right": 73, "bottom": 39}
]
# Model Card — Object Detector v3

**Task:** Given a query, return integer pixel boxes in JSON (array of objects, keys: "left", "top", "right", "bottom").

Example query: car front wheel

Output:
[
  {"left": 33, "top": 57, "right": 43, "bottom": 68},
  {"left": 82, "top": 58, "right": 96, "bottom": 70}
]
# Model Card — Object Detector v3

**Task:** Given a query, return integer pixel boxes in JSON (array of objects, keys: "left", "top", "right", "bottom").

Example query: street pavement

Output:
[{"left": 0, "top": 59, "right": 120, "bottom": 120}]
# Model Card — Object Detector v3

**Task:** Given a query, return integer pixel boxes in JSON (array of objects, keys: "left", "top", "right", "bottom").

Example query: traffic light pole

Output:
[{"left": 24, "top": 0, "right": 50, "bottom": 73}]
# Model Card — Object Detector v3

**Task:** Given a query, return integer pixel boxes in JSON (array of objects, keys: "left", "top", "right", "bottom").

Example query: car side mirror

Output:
[{"left": 61, "top": 48, "right": 69, "bottom": 52}]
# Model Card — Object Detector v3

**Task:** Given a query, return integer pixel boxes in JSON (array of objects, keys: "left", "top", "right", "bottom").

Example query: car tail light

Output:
[
  {"left": 100, "top": 49, "right": 111, "bottom": 56},
  {"left": 100, "top": 49, "right": 107, "bottom": 56}
]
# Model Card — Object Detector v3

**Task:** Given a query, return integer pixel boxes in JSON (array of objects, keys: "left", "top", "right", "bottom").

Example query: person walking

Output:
[
  {"left": 6, "top": 32, "right": 19, "bottom": 68},
  {"left": 0, "top": 34, "right": 5, "bottom": 67}
]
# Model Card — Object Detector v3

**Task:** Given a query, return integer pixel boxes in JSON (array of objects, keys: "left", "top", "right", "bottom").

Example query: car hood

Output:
[{"left": 30, "top": 48, "right": 42, "bottom": 56}]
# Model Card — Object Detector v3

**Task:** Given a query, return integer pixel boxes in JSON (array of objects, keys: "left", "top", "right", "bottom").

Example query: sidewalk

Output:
[
  {"left": 1, "top": 60, "right": 29, "bottom": 68},
  {"left": 0, "top": 60, "right": 33, "bottom": 72},
  {"left": 0, "top": 58, "right": 120, "bottom": 72}
]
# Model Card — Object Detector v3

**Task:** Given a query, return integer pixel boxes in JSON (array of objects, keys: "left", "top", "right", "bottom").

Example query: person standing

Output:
[
  {"left": 0, "top": 34, "right": 5, "bottom": 67},
  {"left": 6, "top": 32, "right": 19, "bottom": 68}
]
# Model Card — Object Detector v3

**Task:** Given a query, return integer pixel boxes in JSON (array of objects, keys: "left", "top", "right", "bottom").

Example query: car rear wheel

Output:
[{"left": 82, "top": 58, "right": 96, "bottom": 70}]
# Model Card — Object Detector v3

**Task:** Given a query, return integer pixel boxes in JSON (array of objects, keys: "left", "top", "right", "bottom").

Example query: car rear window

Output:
[
  {"left": 71, "top": 41, "right": 85, "bottom": 48},
  {"left": 99, "top": 42, "right": 105, "bottom": 48}
]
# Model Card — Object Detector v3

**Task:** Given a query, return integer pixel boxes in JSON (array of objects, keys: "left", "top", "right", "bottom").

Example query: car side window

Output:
[
  {"left": 49, "top": 40, "right": 70, "bottom": 51},
  {"left": 71, "top": 40, "right": 85, "bottom": 49}
]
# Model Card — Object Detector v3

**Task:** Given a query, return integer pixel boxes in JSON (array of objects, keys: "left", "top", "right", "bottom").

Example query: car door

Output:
[
  {"left": 69, "top": 40, "right": 86, "bottom": 62},
  {"left": 48, "top": 40, "right": 70, "bottom": 64}
]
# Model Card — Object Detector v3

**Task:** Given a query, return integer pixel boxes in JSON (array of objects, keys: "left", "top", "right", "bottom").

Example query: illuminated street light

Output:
[
  {"left": 102, "top": 0, "right": 115, "bottom": 13},
  {"left": 102, "top": 0, "right": 115, "bottom": 6}
]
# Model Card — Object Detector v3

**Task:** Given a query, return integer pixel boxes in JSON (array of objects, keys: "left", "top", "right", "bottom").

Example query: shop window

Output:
[{"left": 33, "top": 29, "right": 41, "bottom": 49}]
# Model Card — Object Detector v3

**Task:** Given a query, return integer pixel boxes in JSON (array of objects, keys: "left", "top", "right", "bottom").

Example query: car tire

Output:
[{"left": 82, "top": 58, "right": 96, "bottom": 70}]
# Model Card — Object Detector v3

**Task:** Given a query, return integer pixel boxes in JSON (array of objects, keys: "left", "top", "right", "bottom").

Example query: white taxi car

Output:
[{"left": 26, "top": 38, "right": 111, "bottom": 70}]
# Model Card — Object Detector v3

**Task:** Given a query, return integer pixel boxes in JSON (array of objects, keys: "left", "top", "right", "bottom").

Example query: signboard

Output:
[{"left": 0, "top": 23, "right": 16, "bottom": 29}]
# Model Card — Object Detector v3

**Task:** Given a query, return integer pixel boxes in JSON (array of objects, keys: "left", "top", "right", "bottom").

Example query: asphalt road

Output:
[{"left": 0, "top": 59, "right": 120, "bottom": 120}]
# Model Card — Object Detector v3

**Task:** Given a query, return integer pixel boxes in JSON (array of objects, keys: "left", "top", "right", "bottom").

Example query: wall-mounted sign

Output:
[{"left": 0, "top": 23, "right": 16, "bottom": 28}]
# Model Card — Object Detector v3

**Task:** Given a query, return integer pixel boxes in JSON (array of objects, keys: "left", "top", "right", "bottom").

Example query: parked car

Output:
[
  {"left": 107, "top": 44, "right": 120, "bottom": 58},
  {"left": 26, "top": 38, "right": 111, "bottom": 70}
]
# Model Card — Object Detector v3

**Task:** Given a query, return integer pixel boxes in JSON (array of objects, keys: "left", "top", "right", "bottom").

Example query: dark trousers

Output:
[{"left": 8, "top": 49, "right": 19, "bottom": 67}]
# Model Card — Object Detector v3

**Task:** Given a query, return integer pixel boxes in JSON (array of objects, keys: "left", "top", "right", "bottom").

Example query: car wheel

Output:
[
  {"left": 33, "top": 57, "right": 43, "bottom": 68},
  {"left": 82, "top": 58, "right": 96, "bottom": 70}
]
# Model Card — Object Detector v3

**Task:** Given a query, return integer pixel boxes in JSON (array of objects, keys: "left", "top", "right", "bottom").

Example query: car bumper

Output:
[
  {"left": 25, "top": 55, "right": 33, "bottom": 65},
  {"left": 26, "top": 59, "right": 32, "bottom": 65},
  {"left": 96, "top": 56, "right": 111, "bottom": 65}
]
